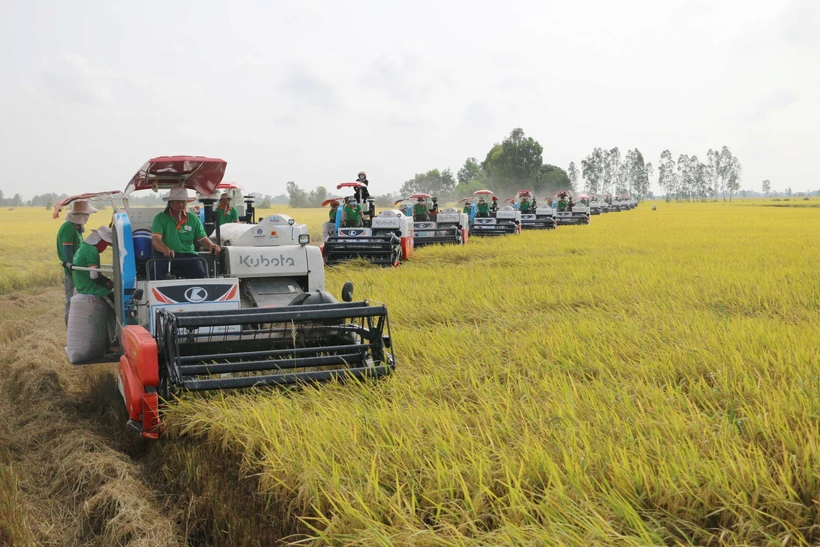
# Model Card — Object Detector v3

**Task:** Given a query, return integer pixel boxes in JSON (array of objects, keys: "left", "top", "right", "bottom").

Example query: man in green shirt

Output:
[
  {"left": 151, "top": 187, "right": 221, "bottom": 280},
  {"left": 341, "top": 196, "right": 363, "bottom": 227},
  {"left": 519, "top": 196, "right": 532, "bottom": 213},
  {"left": 462, "top": 202, "right": 472, "bottom": 215},
  {"left": 72, "top": 226, "right": 119, "bottom": 352},
  {"left": 214, "top": 192, "right": 239, "bottom": 225},
  {"left": 412, "top": 198, "right": 429, "bottom": 221},
  {"left": 476, "top": 197, "right": 490, "bottom": 218},
  {"left": 56, "top": 199, "right": 98, "bottom": 326}
]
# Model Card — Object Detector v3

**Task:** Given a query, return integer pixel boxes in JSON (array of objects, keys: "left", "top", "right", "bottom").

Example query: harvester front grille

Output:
[{"left": 155, "top": 302, "right": 395, "bottom": 392}]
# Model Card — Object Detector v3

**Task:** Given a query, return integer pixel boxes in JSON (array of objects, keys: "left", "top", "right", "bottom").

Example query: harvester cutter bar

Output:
[
  {"left": 184, "top": 365, "right": 393, "bottom": 391},
  {"left": 173, "top": 305, "right": 386, "bottom": 327}
]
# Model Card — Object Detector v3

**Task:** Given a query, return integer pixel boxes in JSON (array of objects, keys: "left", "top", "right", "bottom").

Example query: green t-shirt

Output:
[
  {"left": 151, "top": 210, "right": 206, "bottom": 254},
  {"left": 462, "top": 206, "right": 471, "bottom": 214},
  {"left": 413, "top": 203, "right": 428, "bottom": 216},
  {"left": 477, "top": 202, "right": 489, "bottom": 213},
  {"left": 343, "top": 204, "right": 361, "bottom": 222},
  {"left": 557, "top": 200, "right": 568, "bottom": 211},
  {"left": 520, "top": 201, "right": 531, "bottom": 212},
  {"left": 56, "top": 221, "right": 83, "bottom": 272},
  {"left": 329, "top": 207, "right": 338, "bottom": 222},
  {"left": 72, "top": 243, "right": 111, "bottom": 298},
  {"left": 214, "top": 206, "right": 238, "bottom": 225}
]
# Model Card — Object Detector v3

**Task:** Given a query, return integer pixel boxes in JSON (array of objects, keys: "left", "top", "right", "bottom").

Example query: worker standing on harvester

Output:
[
  {"left": 341, "top": 196, "right": 363, "bottom": 227},
  {"left": 519, "top": 196, "right": 532, "bottom": 213},
  {"left": 323, "top": 200, "right": 341, "bottom": 241},
  {"left": 429, "top": 197, "right": 438, "bottom": 221},
  {"left": 557, "top": 195, "right": 569, "bottom": 211},
  {"left": 72, "top": 226, "right": 119, "bottom": 352},
  {"left": 462, "top": 201, "right": 472, "bottom": 215},
  {"left": 476, "top": 197, "right": 490, "bottom": 218},
  {"left": 214, "top": 192, "right": 239, "bottom": 225},
  {"left": 56, "top": 200, "right": 98, "bottom": 326},
  {"left": 354, "top": 171, "right": 370, "bottom": 202},
  {"left": 413, "top": 197, "right": 429, "bottom": 221},
  {"left": 151, "top": 187, "right": 221, "bottom": 280},
  {"left": 490, "top": 196, "right": 499, "bottom": 214}
]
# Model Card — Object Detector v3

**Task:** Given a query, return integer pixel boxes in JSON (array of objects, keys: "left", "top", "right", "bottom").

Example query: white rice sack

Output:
[{"left": 66, "top": 294, "right": 108, "bottom": 364}]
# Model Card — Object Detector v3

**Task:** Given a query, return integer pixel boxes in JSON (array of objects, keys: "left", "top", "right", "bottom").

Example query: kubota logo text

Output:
[{"left": 238, "top": 254, "right": 296, "bottom": 268}]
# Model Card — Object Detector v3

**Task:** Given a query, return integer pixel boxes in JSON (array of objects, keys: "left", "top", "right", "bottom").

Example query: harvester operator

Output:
[
  {"left": 354, "top": 171, "right": 370, "bottom": 202},
  {"left": 519, "top": 196, "right": 532, "bottom": 213},
  {"left": 462, "top": 201, "right": 472, "bottom": 215},
  {"left": 56, "top": 200, "right": 98, "bottom": 326},
  {"left": 429, "top": 197, "right": 438, "bottom": 221},
  {"left": 490, "top": 196, "right": 499, "bottom": 213},
  {"left": 413, "top": 197, "right": 429, "bottom": 221},
  {"left": 72, "top": 226, "right": 119, "bottom": 352},
  {"left": 151, "top": 187, "right": 221, "bottom": 280},
  {"left": 476, "top": 197, "right": 490, "bottom": 218},
  {"left": 341, "top": 196, "right": 363, "bottom": 227},
  {"left": 557, "top": 196, "right": 569, "bottom": 211},
  {"left": 214, "top": 192, "right": 239, "bottom": 225}
]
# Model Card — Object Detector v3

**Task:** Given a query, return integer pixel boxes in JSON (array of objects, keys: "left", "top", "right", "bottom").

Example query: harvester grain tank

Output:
[
  {"left": 394, "top": 194, "right": 469, "bottom": 246},
  {"left": 469, "top": 190, "right": 521, "bottom": 236},
  {"left": 57, "top": 157, "right": 396, "bottom": 439},
  {"left": 322, "top": 182, "right": 414, "bottom": 266}
]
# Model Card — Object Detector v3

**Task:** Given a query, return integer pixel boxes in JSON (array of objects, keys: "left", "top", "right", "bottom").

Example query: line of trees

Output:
[
  {"left": 657, "top": 146, "right": 742, "bottom": 202},
  {"left": 580, "top": 147, "right": 652, "bottom": 199},
  {"left": 403, "top": 128, "right": 571, "bottom": 200}
]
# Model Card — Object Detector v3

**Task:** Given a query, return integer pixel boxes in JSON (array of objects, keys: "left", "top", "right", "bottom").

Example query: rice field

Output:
[{"left": 1, "top": 200, "right": 818, "bottom": 545}]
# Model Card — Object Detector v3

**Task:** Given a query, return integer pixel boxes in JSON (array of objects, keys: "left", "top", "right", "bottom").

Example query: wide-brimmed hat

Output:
[
  {"left": 85, "top": 225, "right": 113, "bottom": 245},
  {"left": 66, "top": 212, "right": 90, "bottom": 225},
  {"left": 71, "top": 200, "right": 99, "bottom": 214},
  {"left": 163, "top": 186, "right": 196, "bottom": 202}
]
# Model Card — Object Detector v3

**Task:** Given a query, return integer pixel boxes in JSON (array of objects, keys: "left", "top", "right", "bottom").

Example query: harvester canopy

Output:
[{"left": 124, "top": 156, "right": 227, "bottom": 196}]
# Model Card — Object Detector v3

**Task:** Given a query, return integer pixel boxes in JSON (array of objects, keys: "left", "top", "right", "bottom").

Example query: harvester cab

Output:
[
  {"left": 588, "top": 194, "right": 602, "bottom": 215},
  {"left": 196, "top": 182, "right": 256, "bottom": 225},
  {"left": 322, "top": 182, "right": 414, "bottom": 266},
  {"left": 469, "top": 190, "right": 521, "bottom": 236},
  {"left": 395, "top": 194, "right": 469, "bottom": 247},
  {"left": 66, "top": 157, "right": 395, "bottom": 440},
  {"left": 515, "top": 190, "right": 555, "bottom": 230}
]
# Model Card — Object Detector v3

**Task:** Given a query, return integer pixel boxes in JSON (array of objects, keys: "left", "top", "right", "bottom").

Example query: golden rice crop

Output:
[
  {"left": 162, "top": 201, "right": 820, "bottom": 545},
  {"left": 2, "top": 199, "right": 818, "bottom": 545}
]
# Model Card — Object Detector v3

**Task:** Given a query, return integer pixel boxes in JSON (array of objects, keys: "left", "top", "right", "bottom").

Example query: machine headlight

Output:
[
  {"left": 288, "top": 218, "right": 296, "bottom": 226},
  {"left": 298, "top": 234, "right": 310, "bottom": 245}
]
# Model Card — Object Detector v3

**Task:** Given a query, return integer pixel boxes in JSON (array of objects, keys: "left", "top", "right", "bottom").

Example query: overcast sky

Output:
[{"left": 1, "top": 0, "right": 818, "bottom": 199}]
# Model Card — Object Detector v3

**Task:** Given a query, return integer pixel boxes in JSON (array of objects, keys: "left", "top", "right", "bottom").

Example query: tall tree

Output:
[
  {"left": 455, "top": 157, "right": 486, "bottom": 196},
  {"left": 567, "top": 162, "right": 579, "bottom": 191},
  {"left": 717, "top": 146, "right": 734, "bottom": 201},
  {"left": 400, "top": 168, "right": 457, "bottom": 200},
  {"left": 761, "top": 179, "right": 771, "bottom": 196},
  {"left": 658, "top": 150, "right": 676, "bottom": 202},
  {"left": 535, "top": 165, "right": 571, "bottom": 195},
  {"left": 726, "top": 156, "right": 741, "bottom": 201},
  {"left": 604, "top": 147, "right": 620, "bottom": 195},
  {"left": 581, "top": 148, "right": 605, "bottom": 194},
  {"left": 643, "top": 162, "right": 654, "bottom": 199},
  {"left": 481, "top": 128, "right": 544, "bottom": 194}
]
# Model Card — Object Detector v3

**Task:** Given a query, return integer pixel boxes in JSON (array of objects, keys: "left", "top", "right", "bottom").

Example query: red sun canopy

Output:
[{"left": 124, "top": 156, "right": 227, "bottom": 196}]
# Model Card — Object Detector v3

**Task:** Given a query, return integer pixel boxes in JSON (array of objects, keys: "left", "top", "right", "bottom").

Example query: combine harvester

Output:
[
  {"left": 469, "top": 190, "right": 521, "bottom": 236},
  {"left": 508, "top": 190, "right": 555, "bottom": 230},
  {"left": 57, "top": 156, "right": 396, "bottom": 439},
  {"left": 588, "top": 194, "right": 603, "bottom": 215},
  {"left": 554, "top": 190, "right": 590, "bottom": 226},
  {"left": 322, "top": 182, "right": 414, "bottom": 266},
  {"left": 393, "top": 194, "right": 469, "bottom": 246}
]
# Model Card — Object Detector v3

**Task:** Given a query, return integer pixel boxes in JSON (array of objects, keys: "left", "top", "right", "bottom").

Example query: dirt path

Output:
[{"left": 0, "top": 288, "right": 182, "bottom": 546}]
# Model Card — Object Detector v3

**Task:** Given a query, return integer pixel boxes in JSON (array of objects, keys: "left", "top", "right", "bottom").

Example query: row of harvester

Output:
[
  {"left": 321, "top": 181, "right": 414, "bottom": 266},
  {"left": 462, "top": 189, "right": 522, "bottom": 236},
  {"left": 590, "top": 193, "right": 637, "bottom": 214},
  {"left": 55, "top": 156, "right": 396, "bottom": 439},
  {"left": 393, "top": 194, "right": 470, "bottom": 246}
]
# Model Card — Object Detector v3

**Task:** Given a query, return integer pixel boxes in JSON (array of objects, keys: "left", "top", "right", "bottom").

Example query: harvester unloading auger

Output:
[{"left": 56, "top": 156, "right": 395, "bottom": 439}]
